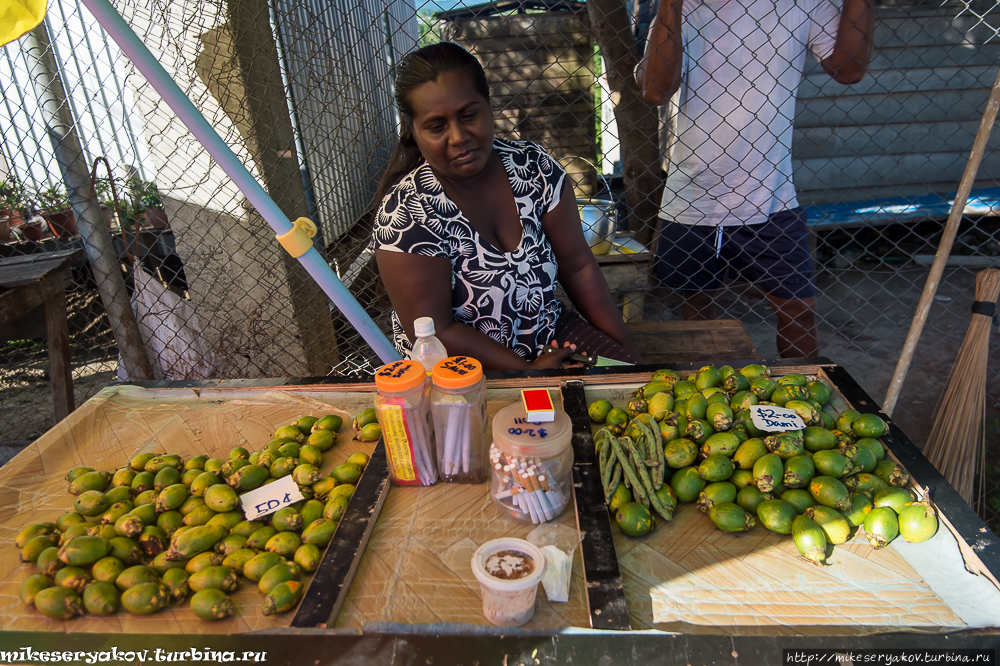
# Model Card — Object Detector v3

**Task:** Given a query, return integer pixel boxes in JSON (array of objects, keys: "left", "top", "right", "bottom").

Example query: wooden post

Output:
[
  {"left": 43, "top": 286, "right": 74, "bottom": 420},
  {"left": 23, "top": 21, "right": 155, "bottom": 380},
  {"left": 587, "top": 0, "right": 663, "bottom": 247},
  {"left": 226, "top": 0, "right": 340, "bottom": 375}
]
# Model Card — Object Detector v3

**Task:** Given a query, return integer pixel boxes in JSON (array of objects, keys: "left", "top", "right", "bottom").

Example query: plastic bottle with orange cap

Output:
[
  {"left": 373, "top": 359, "right": 437, "bottom": 485},
  {"left": 430, "top": 356, "right": 489, "bottom": 483}
]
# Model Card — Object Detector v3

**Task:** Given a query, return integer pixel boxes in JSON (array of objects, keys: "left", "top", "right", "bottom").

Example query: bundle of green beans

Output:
[{"left": 595, "top": 421, "right": 675, "bottom": 523}]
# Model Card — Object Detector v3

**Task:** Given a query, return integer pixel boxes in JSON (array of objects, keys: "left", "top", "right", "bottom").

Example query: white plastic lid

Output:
[
  {"left": 491, "top": 402, "right": 572, "bottom": 458},
  {"left": 414, "top": 316, "right": 436, "bottom": 337},
  {"left": 471, "top": 538, "right": 546, "bottom": 592}
]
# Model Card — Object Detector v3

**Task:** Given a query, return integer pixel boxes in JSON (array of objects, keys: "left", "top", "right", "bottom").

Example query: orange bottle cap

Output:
[
  {"left": 432, "top": 356, "right": 483, "bottom": 389},
  {"left": 375, "top": 360, "right": 426, "bottom": 393}
]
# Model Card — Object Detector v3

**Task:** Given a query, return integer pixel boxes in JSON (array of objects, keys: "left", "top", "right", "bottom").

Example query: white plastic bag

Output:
[{"left": 117, "top": 265, "right": 215, "bottom": 381}]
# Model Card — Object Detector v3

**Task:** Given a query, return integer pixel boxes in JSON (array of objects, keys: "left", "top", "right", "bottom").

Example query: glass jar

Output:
[
  {"left": 489, "top": 400, "right": 573, "bottom": 523},
  {"left": 374, "top": 359, "right": 437, "bottom": 486},
  {"left": 431, "top": 356, "right": 489, "bottom": 483}
]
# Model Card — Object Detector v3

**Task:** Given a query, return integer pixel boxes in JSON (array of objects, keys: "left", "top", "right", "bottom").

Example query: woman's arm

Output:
[
  {"left": 541, "top": 181, "right": 643, "bottom": 361},
  {"left": 375, "top": 249, "right": 575, "bottom": 370}
]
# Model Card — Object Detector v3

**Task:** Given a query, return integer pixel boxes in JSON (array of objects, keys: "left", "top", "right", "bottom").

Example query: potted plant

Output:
[
  {"left": 0, "top": 178, "right": 24, "bottom": 242},
  {"left": 129, "top": 177, "right": 168, "bottom": 229},
  {"left": 20, "top": 207, "right": 47, "bottom": 242},
  {"left": 38, "top": 184, "right": 78, "bottom": 238}
]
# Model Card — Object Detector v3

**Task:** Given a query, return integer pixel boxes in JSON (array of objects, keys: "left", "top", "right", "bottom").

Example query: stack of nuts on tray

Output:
[
  {"left": 589, "top": 364, "right": 939, "bottom": 564},
  {"left": 17, "top": 410, "right": 381, "bottom": 621}
]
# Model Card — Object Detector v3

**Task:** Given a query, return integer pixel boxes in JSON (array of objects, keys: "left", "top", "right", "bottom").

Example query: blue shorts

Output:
[{"left": 655, "top": 207, "right": 815, "bottom": 300}]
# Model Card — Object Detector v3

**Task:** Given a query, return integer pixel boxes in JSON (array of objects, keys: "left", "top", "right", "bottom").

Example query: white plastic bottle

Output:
[{"left": 409, "top": 317, "right": 448, "bottom": 373}]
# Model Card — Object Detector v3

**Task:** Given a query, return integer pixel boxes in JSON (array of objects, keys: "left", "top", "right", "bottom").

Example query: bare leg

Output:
[
  {"left": 767, "top": 294, "right": 818, "bottom": 358},
  {"left": 681, "top": 291, "right": 717, "bottom": 321}
]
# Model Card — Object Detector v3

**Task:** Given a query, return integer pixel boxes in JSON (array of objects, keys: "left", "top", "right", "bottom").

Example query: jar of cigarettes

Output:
[
  {"left": 489, "top": 402, "right": 573, "bottom": 524},
  {"left": 430, "top": 356, "right": 489, "bottom": 483},
  {"left": 374, "top": 359, "right": 437, "bottom": 486}
]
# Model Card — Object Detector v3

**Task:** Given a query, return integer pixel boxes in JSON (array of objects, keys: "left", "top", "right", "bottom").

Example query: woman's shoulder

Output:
[
  {"left": 494, "top": 139, "right": 565, "bottom": 196},
  {"left": 494, "top": 137, "right": 549, "bottom": 160},
  {"left": 376, "top": 164, "right": 440, "bottom": 218},
  {"left": 383, "top": 163, "right": 438, "bottom": 199},
  {"left": 372, "top": 164, "right": 456, "bottom": 254}
]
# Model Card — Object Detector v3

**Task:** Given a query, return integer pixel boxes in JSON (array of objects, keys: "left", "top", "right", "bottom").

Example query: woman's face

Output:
[{"left": 408, "top": 70, "right": 493, "bottom": 182}]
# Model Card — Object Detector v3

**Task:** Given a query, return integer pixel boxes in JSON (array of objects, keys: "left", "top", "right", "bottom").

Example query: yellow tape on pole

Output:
[{"left": 0, "top": 0, "right": 48, "bottom": 47}]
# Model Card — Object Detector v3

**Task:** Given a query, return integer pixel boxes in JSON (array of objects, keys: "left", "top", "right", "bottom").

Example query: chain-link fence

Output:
[{"left": 1, "top": 0, "right": 998, "bottom": 528}]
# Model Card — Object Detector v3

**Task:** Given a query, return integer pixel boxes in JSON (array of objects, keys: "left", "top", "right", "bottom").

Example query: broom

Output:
[{"left": 922, "top": 268, "right": 1000, "bottom": 505}]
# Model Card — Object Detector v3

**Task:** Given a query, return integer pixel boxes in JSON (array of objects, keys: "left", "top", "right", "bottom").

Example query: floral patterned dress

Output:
[{"left": 371, "top": 139, "right": 567, "bottom": 359}]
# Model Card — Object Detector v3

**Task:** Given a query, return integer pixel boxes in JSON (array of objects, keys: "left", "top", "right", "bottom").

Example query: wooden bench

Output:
[
  {"left": 593, "top": 251, "right": 652, "bottom": 322},
  {"left": 627, "top": 319, "right": 759, "bottom": 364}
]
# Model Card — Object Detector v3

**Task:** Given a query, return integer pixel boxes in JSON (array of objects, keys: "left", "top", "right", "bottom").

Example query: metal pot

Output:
[{"left": 577, "top": 198, "right": 616, "bottom": 255}]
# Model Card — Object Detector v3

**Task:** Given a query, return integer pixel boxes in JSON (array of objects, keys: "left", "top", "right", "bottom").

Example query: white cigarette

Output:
[
  {"left": 545, "top": 488, "right": 566, "bottom": 513},
  {"left": 415, "top": 416, "right": 437, "bottom": 485},
  {"left": 526, "top": 491, "right": 543, "bottom": 524},
  {"left": 443, "top": 406, "right": 459, "bottom": 476},
  {"left": 524, "top": 472, "right": 554, "bottom": 521},
  {"left": 458, "top": 407, "right": 471, "bottom": 473},
  {"left": 519, "top": 491, "right": 539, "bottom": 524},
  {"left": 534, "top": 490, "right": 554, "bottom": 521},
  {"left": 432, "top": 409, "right": 447, "bottom": 474}
]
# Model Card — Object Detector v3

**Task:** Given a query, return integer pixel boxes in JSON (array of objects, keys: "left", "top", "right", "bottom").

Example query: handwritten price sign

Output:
[
  {"left": 750, "top": 405, "right": 806, "bottom": 432},
  {"left": 239, "top": 475, "right": 304, "bottom": 521}
]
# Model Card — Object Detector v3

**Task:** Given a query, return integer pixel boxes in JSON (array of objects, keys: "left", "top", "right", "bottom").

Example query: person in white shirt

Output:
[{"left": 636, "top": 0, "right": 873, "bottom": 358}]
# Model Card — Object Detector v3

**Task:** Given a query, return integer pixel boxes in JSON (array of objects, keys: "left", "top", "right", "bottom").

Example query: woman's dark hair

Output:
[{"left": 372, "top": 42, "right": 490, "bottom": 209}]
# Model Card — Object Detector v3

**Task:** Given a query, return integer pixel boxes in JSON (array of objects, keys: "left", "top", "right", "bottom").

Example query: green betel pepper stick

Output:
[
  {"left": 637, "top": 419, "right": 664, "bottom": 489},
  {"left": 626, "top": 436, "right": 670, "bottom": 517},
  {"left": 633, "top": 420, "right": 661, "bottom": 472},
  {"left": 626, "top": 437, "right": 673, "bottom": 521},
  {"left": 602, "top": 446, "right": 617, "bottom": 498},
  {"left": 598, "top": 433, "right": 612, "bottom": 478},
  {"left": 615, "top": 437, "right": 648, "bottom": 508},
  {"left": 650, "top": 418, "right": 665, "bottom": 488},
  {"left": 605, "top": 462, "right": 622, "bottom": 504},
  {"left": 635, "top": 433, "right": 648, "bottom": 465}
]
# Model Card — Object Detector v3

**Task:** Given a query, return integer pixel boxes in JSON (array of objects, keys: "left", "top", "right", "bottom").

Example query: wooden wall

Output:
[
  {"left": 441, "top": 11, "right": 599, "bottom": 196},
  {"left": 794, "top": 7, "right": 1000, "bottom": 206}
]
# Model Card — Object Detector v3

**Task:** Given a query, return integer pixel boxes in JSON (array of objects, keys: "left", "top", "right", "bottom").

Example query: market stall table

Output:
[{"left": 1, "top": 360, "right": 999, "bottom": 640}]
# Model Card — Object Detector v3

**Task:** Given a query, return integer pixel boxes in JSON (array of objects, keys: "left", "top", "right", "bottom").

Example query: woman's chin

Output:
[{"left": 451, "top": 154, "right": 486, "bottom": 176}]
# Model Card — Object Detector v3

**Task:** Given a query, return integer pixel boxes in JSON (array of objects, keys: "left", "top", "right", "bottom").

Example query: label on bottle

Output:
[{"left": 380, "top": 404, "right": 419, "bottom": 484}]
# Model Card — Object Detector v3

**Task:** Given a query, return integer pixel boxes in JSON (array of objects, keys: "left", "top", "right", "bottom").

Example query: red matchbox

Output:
[{"left": 521, "top": 388, "right": 555, "bottom": 422}]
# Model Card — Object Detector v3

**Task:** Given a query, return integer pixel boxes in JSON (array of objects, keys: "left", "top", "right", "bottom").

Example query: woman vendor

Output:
[{"left": 371, "top": 42, "right": 643, "bottom": 370}]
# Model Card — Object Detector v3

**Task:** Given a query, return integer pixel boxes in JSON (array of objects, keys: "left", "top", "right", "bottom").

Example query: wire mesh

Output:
[{"left": 0, "top": 0, "right": 997, "bottom": 530}]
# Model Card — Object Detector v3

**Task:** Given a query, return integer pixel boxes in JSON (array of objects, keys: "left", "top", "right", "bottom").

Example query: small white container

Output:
[{"left": 471, "top": 538, "right": 546, "bottom": 628}]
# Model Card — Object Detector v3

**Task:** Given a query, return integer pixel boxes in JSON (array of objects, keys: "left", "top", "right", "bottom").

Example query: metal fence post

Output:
[{"left": 22, "top": 20, "right": 155, "bottom": 380}]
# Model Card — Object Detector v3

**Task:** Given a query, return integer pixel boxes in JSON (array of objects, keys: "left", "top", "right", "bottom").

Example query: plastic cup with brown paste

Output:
[{"left": 471, "top": 538, "right": 546, "bottom": 627}]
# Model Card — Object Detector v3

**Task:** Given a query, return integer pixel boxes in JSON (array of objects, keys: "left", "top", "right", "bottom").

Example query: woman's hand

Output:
[{"left": 529, "top": 339, "right": 577, "bottom": 369}]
